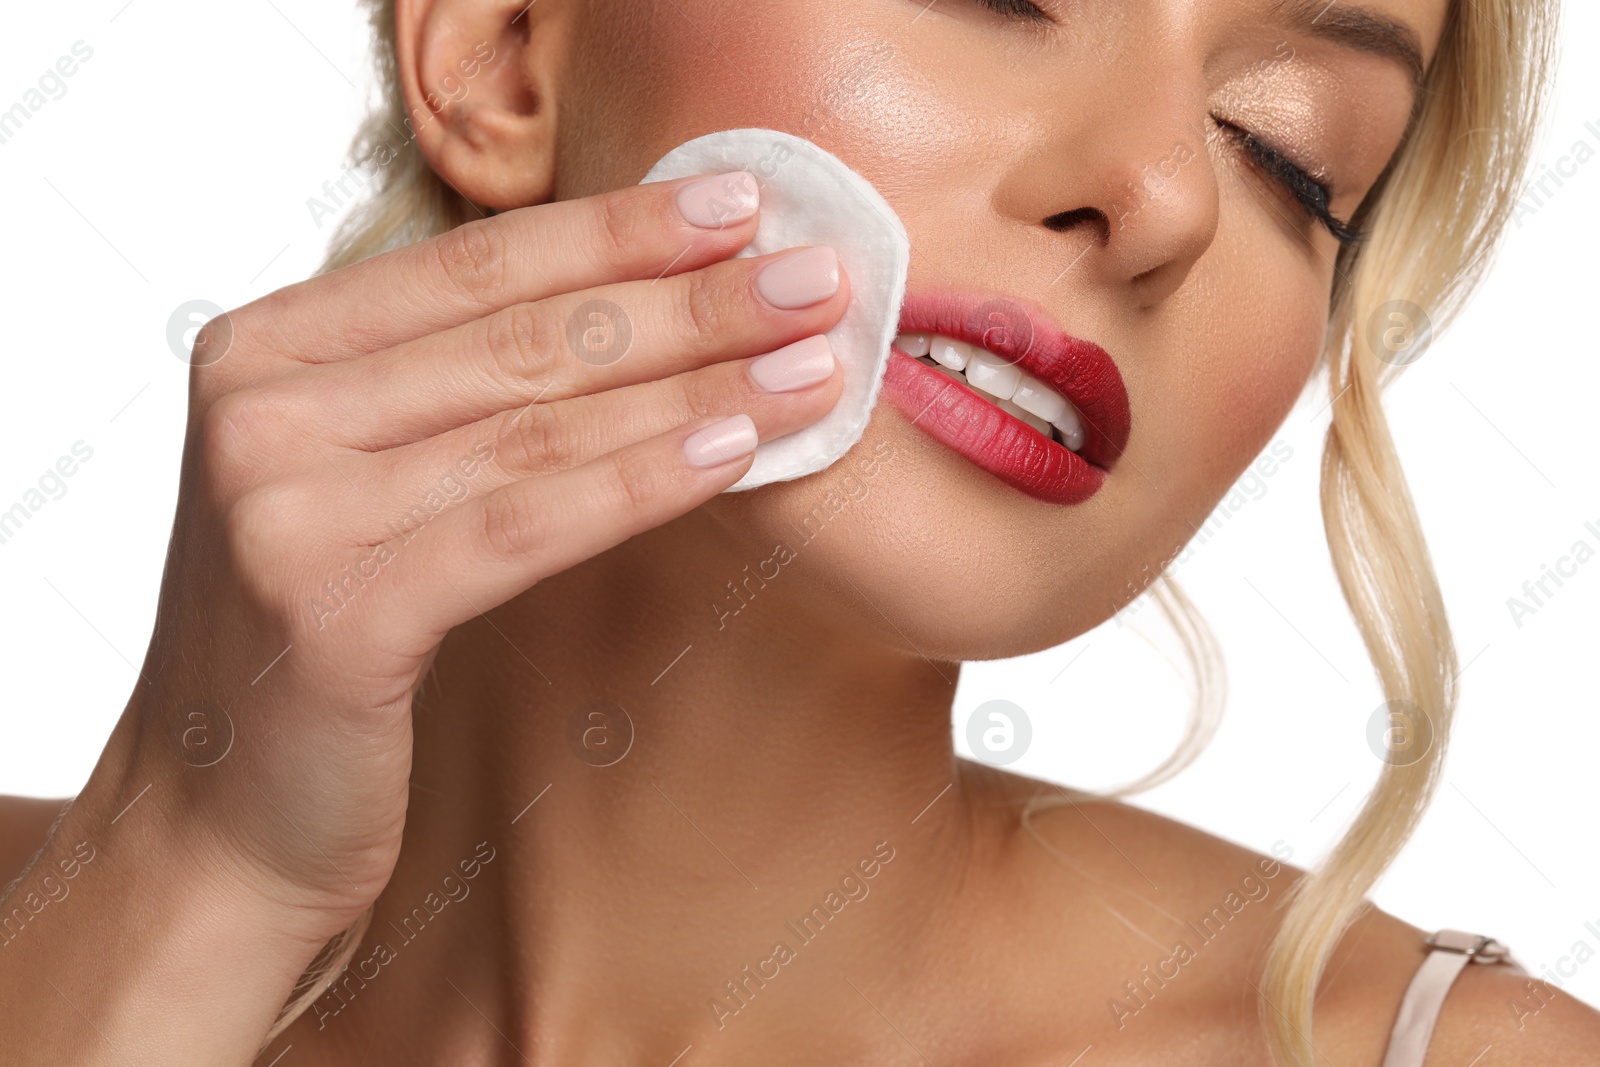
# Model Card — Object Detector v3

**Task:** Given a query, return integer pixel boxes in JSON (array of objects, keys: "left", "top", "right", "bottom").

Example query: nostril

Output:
[{"left": 1044, "top": 206, "right": 1110, "bottom": 244}]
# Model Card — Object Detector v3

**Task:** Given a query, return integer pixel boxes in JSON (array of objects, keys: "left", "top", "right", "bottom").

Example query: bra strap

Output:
[{"left": 1380, "top": 929, "right": 1511, "bottom": 1067}]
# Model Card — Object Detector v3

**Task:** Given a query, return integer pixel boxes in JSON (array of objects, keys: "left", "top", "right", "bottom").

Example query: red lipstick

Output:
[{"left": 878, "top": 287, "right": 1132, "bottom": 506}]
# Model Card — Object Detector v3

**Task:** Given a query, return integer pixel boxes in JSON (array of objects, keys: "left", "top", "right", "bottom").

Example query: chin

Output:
[{"left": 706, "top": 412, "right": 1139, "bottom": 664}]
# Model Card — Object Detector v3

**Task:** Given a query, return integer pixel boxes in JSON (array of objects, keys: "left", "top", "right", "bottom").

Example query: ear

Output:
[{"left": 394, "top": 0, "right": 562, "bottom": 211}]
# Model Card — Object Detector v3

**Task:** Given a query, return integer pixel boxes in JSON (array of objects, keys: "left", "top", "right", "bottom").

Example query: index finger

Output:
[{"left": 238, "top": 169, "right": 762, "bottom": 363}]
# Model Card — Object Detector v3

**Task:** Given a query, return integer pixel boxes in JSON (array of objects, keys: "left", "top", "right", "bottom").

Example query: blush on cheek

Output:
[
  {"left": 575, "top": 2, "right": 841, "bottom": 157},
  {"left": 570, "top": 0, "right": 956, "bottom": 203},
  {"left": 1212, "top": 229, "right": 1328, "bottom": 449},
  {"left": 1223, "top": 338, "right": 1321, "bottom": 468},
  {"left": 1157, "top": 287, "right": 1324, "bottom": 527}
]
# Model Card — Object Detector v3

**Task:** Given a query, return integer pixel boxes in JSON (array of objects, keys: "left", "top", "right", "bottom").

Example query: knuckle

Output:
[
  {"left": 679, "top": 269, "right": 731, "bottom": 356},
  {"left": 501, "top": 404, "right": 579, "bottom": 477},
  {"left": 484, "top": 302, "right": 558, "bottom": 383},
  {"left": 222, "top": 483, "right": 305, "bottom": 593},
  {"left": 478, "top": 489, "right": 550, "bottom": 559},
  {"left": 673, "top": 372, "right": 729, "bottom": 421},
  {"left": 199, "top": 391, "right": 272, "bottom": 488},
  {"left": 606, "top": 446, "right": 668, "bottom": 514},
  {"left": 190, "top": 314, "right": 229, "bottom": 361},
  {"left": 590, "top": 187, "right": 647, "bottom": 265},
  {"left": 432, "top": 220, "right": 507, "bottom": 302},
  {"left": 192, "top": 295, "right": 282, "bottom": 383}
]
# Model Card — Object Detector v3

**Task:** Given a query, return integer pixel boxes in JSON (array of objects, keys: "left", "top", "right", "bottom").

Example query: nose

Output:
[{"left": 999, "top": 55, "right": 1221, "bottom": 306}]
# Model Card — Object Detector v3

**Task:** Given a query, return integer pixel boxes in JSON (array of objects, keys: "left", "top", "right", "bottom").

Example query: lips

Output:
[{"left": 877, "top": 287, "right": 1132, "bottom": 507}]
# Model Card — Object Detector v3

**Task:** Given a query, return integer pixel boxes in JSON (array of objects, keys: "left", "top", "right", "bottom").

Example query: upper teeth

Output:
[{"left": 896, "top": 332, "right": 1086, "bottom": 452}]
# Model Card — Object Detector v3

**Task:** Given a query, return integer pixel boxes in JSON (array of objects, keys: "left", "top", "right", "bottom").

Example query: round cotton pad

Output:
[{"left": 641, "top": 129, "right": 910, "bottom": 491}]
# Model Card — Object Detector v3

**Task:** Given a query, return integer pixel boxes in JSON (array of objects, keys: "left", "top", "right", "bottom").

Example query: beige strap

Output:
[{"left": 1381, "top": 930, "right": 1511, "bottom": 1067}]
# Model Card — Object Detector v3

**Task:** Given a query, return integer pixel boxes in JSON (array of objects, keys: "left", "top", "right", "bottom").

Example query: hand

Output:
[{"left": 119, "top": 170, "right": 849, "bottom": 938}]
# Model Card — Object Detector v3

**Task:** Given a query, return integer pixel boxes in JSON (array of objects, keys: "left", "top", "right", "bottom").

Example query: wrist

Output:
[
  {"left": 0, "top": 726, "right": 337, "bottom": 1064},
  {"left": 112, "top": 686, "right": 381, "bottom": 940}
]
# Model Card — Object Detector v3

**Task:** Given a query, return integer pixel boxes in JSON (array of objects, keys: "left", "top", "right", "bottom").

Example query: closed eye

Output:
[
  {"left": 970, "top": 0, "right": 1051, "bottom": 22},
  {"left": 1212, "top": 115, "right": 1366, "bottom": 248}
]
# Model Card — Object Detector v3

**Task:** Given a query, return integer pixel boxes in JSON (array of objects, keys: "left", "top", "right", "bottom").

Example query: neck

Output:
[{"left": 314, "top": 507, "right": 986, "bottom": 1062}]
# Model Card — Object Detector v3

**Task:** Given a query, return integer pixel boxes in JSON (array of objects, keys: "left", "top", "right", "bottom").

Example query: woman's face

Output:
[{"left": 546, "top": 0, "right": 1446, "bottom": 661}]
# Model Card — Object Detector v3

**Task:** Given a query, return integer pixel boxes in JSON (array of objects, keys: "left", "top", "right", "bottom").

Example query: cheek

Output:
[
  {"left": 555, "top": 3, "right": 840, "bottom": 192},
  {"left": 1144, "top": 223, "right": 1328, "bottom": 527},
  {"left": 556, "top": 1, "right": 981, "bottom": 200}
]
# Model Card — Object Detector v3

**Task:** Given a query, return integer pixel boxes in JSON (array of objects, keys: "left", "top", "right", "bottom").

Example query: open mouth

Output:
[
  {"left": 876, "top": 287, "right": 1131, "bottom": 507},
  {"left": 892, "top": 331, "right": 1086, "bottom": 452}
]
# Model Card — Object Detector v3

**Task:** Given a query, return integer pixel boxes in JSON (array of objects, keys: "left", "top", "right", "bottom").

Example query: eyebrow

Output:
[{"left": 1273, "top": 0, "right": 1427, "bottom": 90}]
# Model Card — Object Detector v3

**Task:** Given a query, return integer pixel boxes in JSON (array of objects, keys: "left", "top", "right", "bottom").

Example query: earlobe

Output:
[{"left": 394, "top": 0, "right": 557, "bottom": 211}]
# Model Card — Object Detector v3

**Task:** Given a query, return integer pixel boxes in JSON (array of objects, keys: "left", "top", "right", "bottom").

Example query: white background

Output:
[{"left": 2, "top": 1, "right": 1596, "bottom": 1006}]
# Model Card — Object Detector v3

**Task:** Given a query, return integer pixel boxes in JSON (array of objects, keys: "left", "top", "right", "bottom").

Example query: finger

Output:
[
  {"left": 298, "top": 245, "right": 849, "bottom": 451},
  {"left": 233, "top": 170, "right": 763, "bottom": 363},
  {"left": 368, "top": 414, "right": 763, "bottom": 646},
  {"left": 356, "top": 334, "right": 841, "bottom": 527}
]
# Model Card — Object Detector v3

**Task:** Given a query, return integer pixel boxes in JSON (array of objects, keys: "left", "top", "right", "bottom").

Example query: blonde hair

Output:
[{"left": 259, "top": 2, "right": 1561, "bottom": 1061}]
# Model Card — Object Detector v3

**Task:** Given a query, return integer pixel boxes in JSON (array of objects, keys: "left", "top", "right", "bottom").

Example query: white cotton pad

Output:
[{"left": 641, "top": 129, "right": 910, "bottom": 491}]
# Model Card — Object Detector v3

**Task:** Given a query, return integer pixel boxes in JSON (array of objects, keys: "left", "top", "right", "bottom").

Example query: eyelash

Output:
[
  {"left": 1213, "top": 116, "right": 1367, "bottom": 248},
  {"left": 971, "top": 0, "right": 1051, "bottom": 21}
]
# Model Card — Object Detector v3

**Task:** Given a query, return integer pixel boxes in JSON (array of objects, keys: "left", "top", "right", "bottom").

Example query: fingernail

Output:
[
  {"left": 676, "top": 170, "right": 759, "bottom": 229},
  {"left": 756, "top": 246, "right": 839, "bottom": 310},
  {"left": 683, "top": 414, "right": 759, "bottom": 468},
  {"left": 748, "top": 335, "right": 836, "bottom": 393}
]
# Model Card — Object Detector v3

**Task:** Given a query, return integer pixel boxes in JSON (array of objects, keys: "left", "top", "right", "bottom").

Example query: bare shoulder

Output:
[
  {"left": 1423, "top": 954, "right": 1600, "bottom": 1064},
  {"left": 0, "top": 795, "right": 73, "bottom": 888},
  {"left": 961, "top": 762, "right": 1600, "bottom": 1063}
]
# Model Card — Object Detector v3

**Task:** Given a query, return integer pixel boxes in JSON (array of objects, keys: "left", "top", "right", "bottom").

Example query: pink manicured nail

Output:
[
  {"left": 756, "top": 246, "right": 839, "bottom": 309},
  {"left": 683, "top": 414, "right": 759, "bottom": 468},
  {"left": 748, "top": 335, "right": 836, "bottom": 393},
  {"left": 675, "top": 170, "right": 759, "bottom": 229}
]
